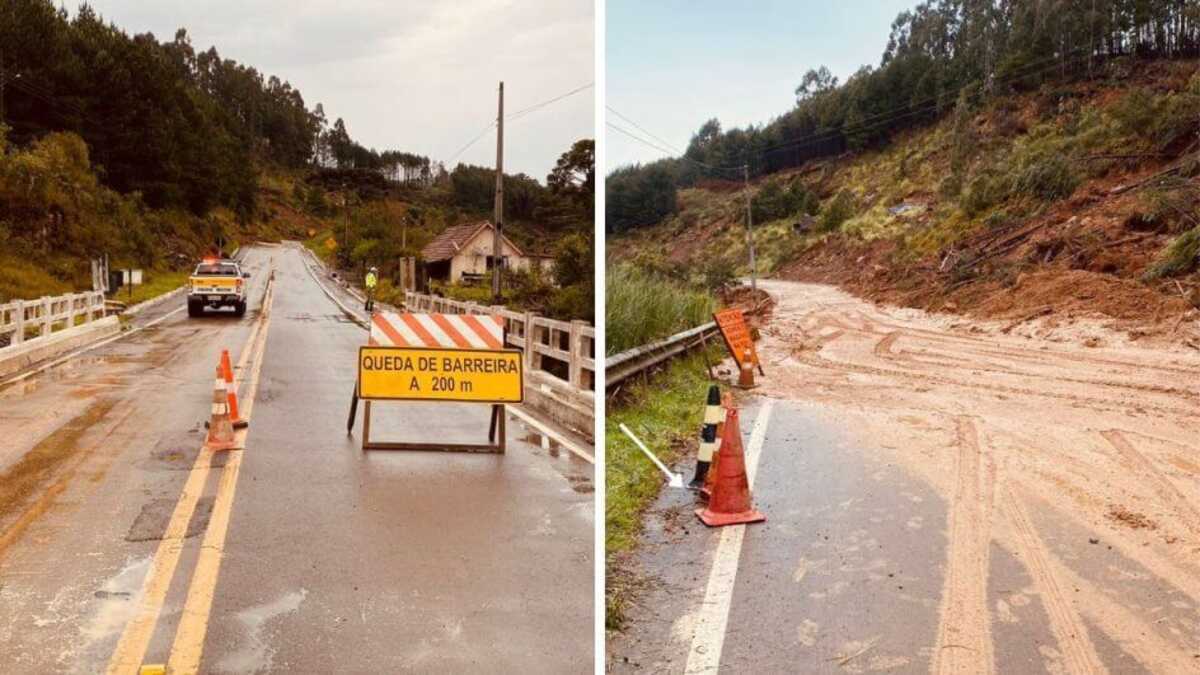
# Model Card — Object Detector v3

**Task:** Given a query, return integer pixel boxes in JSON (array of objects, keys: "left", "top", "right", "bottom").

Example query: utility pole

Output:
[
  {"left": 743, "top": 164, "right": 758, "bottom": 291},
  {"left": 492, "top": 81, "right": 505, "bottom": 304}
]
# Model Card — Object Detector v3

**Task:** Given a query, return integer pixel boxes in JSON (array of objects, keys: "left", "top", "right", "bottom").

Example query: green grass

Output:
[
  {"left": 0, "top": 254, "right": 72, "bottom": 302},
  {"left": 1143, "top": 225, "right": 1200, "bottom": 280},
  {"left": 117, "top": 270, "right": 190, "bottom": 306},
  {"left": 303, "top": 228, "right": 337, "bottom": 265},
  {"left": 606, "top": 264, "right": 716, "bottom": 355},
  {"left": 605, "top": 348, "right": 723, "bottom": 628}
]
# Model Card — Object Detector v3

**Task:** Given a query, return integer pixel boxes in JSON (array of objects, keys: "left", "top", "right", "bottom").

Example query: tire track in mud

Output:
[
  {"left": 872, "top": 332, "right": 1200, "bottom": 403},
  {"left": 933, "top": 417, "right": 997, "bottom": 675},
  {"left": 788, "top": 351, "right": 1195, "bottom": 417},
  {"left": 1045, "top": 551, "right": 1200, "bottom": 674},
  {"left": 998, "top": 484, "right": 1106, "bottom": 674},
  {"left": 782, "top": 305, "right": 1200, "bottom": 378},
  {"left": 1100, "top": 430, "right": 1200, "bottom": 540}
]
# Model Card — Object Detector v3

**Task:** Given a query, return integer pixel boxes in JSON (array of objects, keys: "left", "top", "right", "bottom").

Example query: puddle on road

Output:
[
  {"left": 520, "top": 429, "right": 594, "bottom": 494},
  {"left": 215, "top": 589, "right": 309, "bottom": 674}
]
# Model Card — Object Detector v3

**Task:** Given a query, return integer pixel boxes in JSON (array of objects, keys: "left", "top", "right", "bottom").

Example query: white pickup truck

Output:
[{"left": 187, "top": 259, "right": 250, "bottom": 317}]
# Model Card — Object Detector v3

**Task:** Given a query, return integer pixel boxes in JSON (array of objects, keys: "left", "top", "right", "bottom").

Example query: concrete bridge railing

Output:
[
  {"left": 403, "top": 291, "right": 595, "bottom": 440},
  {"left": 0, "top": 291, "right": 107, "bottom": 349}
]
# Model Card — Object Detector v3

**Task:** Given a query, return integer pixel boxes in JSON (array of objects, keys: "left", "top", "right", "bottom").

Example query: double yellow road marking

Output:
[{"left": 107, "top": 269, "right": 275, "bottom": 674}]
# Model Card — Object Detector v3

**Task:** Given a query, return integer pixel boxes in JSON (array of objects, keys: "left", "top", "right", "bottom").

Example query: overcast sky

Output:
[
  {"left": 606, "top": 0, "right": 916, "bottom": 172},
  {"left": 78, "top": 1, "right": 594, "bottom": 181}
]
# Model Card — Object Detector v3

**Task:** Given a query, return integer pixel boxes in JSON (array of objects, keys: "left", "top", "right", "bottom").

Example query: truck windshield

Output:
[{"left": 196, "top": 264, "right": 239, "bottom": 276}]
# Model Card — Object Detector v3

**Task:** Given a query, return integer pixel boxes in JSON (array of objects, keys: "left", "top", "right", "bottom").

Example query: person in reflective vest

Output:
[{"left": 365, "top": 266, "right": 378, "bottom": 312}]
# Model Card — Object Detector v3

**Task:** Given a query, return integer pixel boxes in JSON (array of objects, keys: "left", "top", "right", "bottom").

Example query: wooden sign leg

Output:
[
  {"left": 362, "top": 400, "right": 372, "bottom": 450},
  {"left": 497, "top": 405, "right": 506, "bottom": 454},
  {"left": 347, "top": 381, "right": 359, "bottom": 434},
  {"left": 488, "top": 404, "right": 500, "bottom": 444}
]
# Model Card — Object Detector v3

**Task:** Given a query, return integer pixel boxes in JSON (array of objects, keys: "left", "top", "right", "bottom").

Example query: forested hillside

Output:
[
  {"left": 0, "top": 0, "right": 592, "bottom": 321},
  {"left": 608, "top": 0, "right": 1200, "bottom": 334}
]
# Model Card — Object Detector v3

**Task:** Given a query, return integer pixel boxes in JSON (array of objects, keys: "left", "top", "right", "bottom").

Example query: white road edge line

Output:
[
  {"left": 297, "top": 248, "right": 369, "bottom": 329},
  {"left": 683, "top": 398, "right": 774, "bottom": 674},
  {"left": 507, "top": 404, "right": 595, "bottom": 464},
  {"left": 1, "top": 304, "right": 187, "bottom": 387}
]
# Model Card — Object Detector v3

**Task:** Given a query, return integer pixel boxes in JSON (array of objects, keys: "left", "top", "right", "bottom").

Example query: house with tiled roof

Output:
[{"left": 420, "top": 221, "right": 553, "bottom": 284}]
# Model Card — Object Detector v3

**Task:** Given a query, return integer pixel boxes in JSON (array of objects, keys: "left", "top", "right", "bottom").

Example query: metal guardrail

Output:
[
  {"left": 403, "top": 291, "right": 596, "bottom": 394},
  {"left": 605, "top": 321, "right": 720, "bottom": 387},
  {"left": 0, "top": 291, "right": 107, "bottom": 349}
]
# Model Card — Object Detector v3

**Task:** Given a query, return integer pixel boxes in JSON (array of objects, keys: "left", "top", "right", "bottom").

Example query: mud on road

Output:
[{"left": 756, "top": 278, "right": 1200, "bottom": 673}]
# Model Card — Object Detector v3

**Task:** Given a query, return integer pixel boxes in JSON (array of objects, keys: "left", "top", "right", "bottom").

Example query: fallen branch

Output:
[
  {"left": 830, "top": 637, "right": 880, "bottom": 667},
  {"left": 1002, "top": 305, "right": 1053, "bottom": 333}
]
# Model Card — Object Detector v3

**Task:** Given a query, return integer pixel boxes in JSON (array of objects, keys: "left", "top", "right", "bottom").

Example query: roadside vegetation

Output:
[
  {"left": 115, "top": 271, "right": 191, "bottom": 307},
  {"left": 606, "top": 264, "right": 717, "bottom": 354},
  {"left": 605, "top": 347, "right": 723, "bottom": 629},
  {"left": 607, "top": 1, "right": 1200, "bottom": 324},
  {"left": 609, "top": 59, "right": 1200, "bottom": 323},
  {"left": 313, "top": 140, "right": 595, "bottom": 321},
  {"left": 605, "top": 258, "right": 726, "bottom": 628}
]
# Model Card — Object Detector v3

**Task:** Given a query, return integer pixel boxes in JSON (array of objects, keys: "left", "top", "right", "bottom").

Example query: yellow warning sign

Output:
[{"left": 358, "top": 346, "right": 523, "bottom": 402}]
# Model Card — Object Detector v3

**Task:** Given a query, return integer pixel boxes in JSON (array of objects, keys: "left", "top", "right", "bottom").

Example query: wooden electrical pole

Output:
[
  {"left": 492, "top": 81, "right": 505, "bottom": 303},
  {"left": 743, "top": 164, "right": 758, "bottom": 291}
]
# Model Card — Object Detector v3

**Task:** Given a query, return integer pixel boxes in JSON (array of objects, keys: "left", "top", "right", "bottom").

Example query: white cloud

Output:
[{"left": 80, "top": 0, "right": 594, "bottom": 179}]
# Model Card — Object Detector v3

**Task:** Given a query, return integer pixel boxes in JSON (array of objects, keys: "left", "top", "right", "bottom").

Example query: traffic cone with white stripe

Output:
[
  {"left": 696, "top": 406, "right": 764, "bottom": 527},
  {"left": 219, "top": 349, "right": 249, "bottom": 429},
  {"left": 205, "top": 365, "right": 238, "bottom": 451},
  {"left": 689, "top": 384, "right": 723, "bottom": 490}
]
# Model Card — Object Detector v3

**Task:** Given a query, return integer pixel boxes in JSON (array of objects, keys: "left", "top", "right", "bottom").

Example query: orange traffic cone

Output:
[
  {"left": 219, "top": 349, "right": 249, "bottom": 429},
  {"left": 696, "top": 406, "right": 764, "bottom": 527},
  {"left": 737, "top": 347, "right": 757, "bottom": 388},
  {"left": 205, "top": 365, "right": 239, "bottom": 451}
]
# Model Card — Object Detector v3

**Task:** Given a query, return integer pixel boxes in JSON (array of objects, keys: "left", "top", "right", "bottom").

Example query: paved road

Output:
[
  {"left": 0, "top": 244, "right": 592, "bottom": 673},
  {"left": 609, "top": 279, "right": 1200, "bottom": 673}
]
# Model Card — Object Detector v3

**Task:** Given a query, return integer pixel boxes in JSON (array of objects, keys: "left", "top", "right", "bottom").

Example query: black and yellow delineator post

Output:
[{"left": 689, "top": 384, "right": 723, "bottom": 490}]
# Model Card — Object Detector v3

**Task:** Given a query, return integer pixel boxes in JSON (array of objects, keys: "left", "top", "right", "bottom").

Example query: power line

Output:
[
  {"left": 444, "top": 121, "right": 496, "bottom": 165},
  {"left": 444, "top": 81, "right": 592, "bottom": 166},
  {"left": 605, "top": 106, "right": 683, "bottom": 154},
  {"left": 506, "top": 82, "right": 593, "bottom": 122},
  {"left": 756, "top": 45, "right": 1101, "bottom": 159},
  {"left": 606, "top": 121, "right": 741, "bottom": 175}
]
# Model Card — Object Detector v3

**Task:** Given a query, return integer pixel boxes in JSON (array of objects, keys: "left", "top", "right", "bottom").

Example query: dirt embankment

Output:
[{"left": 777, "top": 165, "right": 1200, "bottom": 341}]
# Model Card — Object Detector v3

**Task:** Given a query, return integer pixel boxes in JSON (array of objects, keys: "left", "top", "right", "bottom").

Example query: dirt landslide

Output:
[
  {"left": 754, "top": 277, "right": 1200, "bottom": 673},
  {"left": 778, "top": 155, "right": 1200, "bottom": 341}
]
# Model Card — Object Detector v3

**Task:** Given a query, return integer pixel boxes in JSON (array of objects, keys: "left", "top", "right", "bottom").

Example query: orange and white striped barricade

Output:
[{"left": 347, "top": 312, "right": 523, "bottom": 453}]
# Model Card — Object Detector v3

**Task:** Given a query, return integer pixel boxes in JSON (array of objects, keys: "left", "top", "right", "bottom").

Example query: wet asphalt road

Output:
[
  {"left": 608, "top": 282, "right": 1200, "bottom": 673},
  {"left": 609, "top": 400, "right": 1011, "bottom": 673},
  {"left": 0, "top": 244, "right": 592, "bottom": 673}
]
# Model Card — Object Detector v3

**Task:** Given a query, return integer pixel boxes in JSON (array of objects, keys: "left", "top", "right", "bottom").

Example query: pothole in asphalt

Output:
[
  {"left": 125, "top": 496, "right": 214, "bottom": 542},
  {"left": 566, "top": 474, "right": 594, "bottom": 493}
]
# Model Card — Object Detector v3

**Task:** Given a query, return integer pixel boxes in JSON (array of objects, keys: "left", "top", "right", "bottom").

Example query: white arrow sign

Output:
[{"left": 619, "top": 423, "right": 685, "bottom": 489}]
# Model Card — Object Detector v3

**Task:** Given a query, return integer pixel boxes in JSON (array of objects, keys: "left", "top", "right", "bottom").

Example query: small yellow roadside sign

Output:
[{"left": 358, "top": 346, "right": 523, "bottom": 403}]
